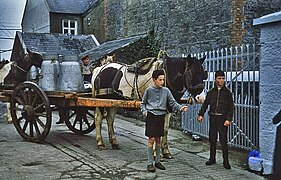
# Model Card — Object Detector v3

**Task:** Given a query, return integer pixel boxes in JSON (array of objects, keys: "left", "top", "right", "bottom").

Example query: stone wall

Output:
[
  {"left": 83, "top": 0, "right": 106, "bottom": 42},
  {"left": 89, "top": 0, "right": 281, "bottom": 55}
]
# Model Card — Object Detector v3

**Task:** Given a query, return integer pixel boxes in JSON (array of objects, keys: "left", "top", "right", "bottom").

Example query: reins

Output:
[
  {"left": 13, "top": 62, "right": 29, "bottom": 73},
  {"left": 160, "top": 51, "right": 187, "bottom": 94}
]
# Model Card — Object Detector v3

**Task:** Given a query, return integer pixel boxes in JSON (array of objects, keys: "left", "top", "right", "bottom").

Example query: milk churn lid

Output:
[
  {"left": 43, "top": 54, "right": 59, "bottom": 61},
  {"left": 63, "top": 55, "right": 79, "bottom": 62}
]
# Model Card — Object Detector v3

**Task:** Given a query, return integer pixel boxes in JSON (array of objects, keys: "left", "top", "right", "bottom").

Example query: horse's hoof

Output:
[
  {"left": 112, "top": 144, "right": 120, "bottom": 150},
  {"left": 162, "top": 153, "right": 173, "bottom": 159},
  {"left": 98, "top": 145, "right": 107, "bottom": 150}
]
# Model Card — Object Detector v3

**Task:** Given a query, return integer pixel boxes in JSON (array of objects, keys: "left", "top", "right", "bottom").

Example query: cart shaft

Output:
[{"left": 68, "top": 97, "right": 141, "bottom": 109}]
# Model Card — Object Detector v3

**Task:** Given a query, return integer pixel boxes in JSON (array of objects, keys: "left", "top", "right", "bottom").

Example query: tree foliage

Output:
[{"left": 115, "top": 30, "right": 161, "bottom": 64}]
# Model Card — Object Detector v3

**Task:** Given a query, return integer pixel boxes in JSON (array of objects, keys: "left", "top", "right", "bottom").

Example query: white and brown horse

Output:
[
  {"left": 91, "top": 57, "right": 161, "bottom": 149},
  {"left": 0, "top": 49, "right": 43, "bottom": 123},
  {"left": 91, "top": 54, "right": 207, "bottom": 151}
]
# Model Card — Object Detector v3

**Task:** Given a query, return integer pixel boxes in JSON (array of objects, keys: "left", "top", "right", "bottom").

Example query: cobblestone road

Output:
[{"left": 0, "top": 108, "right": 266, "bottom": 180}]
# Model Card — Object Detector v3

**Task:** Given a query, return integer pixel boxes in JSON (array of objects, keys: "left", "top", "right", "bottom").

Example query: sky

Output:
[{"left": 0, "top": 0, "right": 26, "bottom": 60}]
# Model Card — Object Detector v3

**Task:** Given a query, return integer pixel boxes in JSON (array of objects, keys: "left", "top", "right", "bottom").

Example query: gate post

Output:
[{"left": 254, "top": 12, "right": 281, "bottom": 175}]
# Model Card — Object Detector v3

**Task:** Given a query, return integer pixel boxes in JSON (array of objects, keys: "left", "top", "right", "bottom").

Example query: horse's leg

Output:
[
  {"left": 105, "top": 107, "right": 120, "bottom": 150},
  {"left": 95, "top": 107, "right": 107, "bottom": 150},
  {"left": 6, "top": 103, "right": 12, "bottom": 124},
  {"left": 161, "top": 113, "right": 173, "bottom": 159}
]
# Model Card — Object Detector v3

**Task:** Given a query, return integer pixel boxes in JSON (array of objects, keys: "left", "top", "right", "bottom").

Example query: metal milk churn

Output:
[
  {"left": 57, "top": 55, "right": 84, "bottom": 92},
  {"left": 39, "top": 54, "right": 60, "bottom": 91},
  {"left": 27, "top": 65, "right": 39, "bottom": 82}
]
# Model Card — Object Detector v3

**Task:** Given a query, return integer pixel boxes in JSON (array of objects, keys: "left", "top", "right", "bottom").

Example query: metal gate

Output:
[{"left": 182, "top": 44, "right": 260, "bottom": 150}]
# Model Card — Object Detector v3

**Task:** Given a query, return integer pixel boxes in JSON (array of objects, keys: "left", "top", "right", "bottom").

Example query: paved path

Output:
[{"left": 0, "top": 110, "right": 265, "bottom": 179}]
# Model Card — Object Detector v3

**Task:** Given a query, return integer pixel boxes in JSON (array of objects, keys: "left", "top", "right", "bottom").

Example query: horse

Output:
[
  {"left": 91, "top": 54, "right": 207, "bottom": 151},
  {"left": 2, "top": 49, "right": 43, "bottom": 85},
  {"left": 159, "top": 52, "right": 207, "bottom": 158},
  {"left": 0, "top": 49, "right": 44, "bottom": 123}
]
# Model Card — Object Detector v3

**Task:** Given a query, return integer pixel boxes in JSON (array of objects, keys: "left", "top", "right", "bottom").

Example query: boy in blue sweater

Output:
[{"left": 141, "top": 69, "right": 188, "bottom": 172}]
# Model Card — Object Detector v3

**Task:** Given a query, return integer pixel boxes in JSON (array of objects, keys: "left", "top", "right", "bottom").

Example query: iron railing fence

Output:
[{"left": 182, "top": 44, "right": 260, "bottom": 150}]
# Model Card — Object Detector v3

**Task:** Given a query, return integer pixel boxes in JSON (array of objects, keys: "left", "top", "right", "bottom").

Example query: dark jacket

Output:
[{"left": 198, "top": 85, "right": 234, "bottom": 121}]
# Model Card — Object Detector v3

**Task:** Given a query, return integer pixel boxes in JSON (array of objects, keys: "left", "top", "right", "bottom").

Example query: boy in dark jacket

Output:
[{"left": 198, "top": 70, "right": 234, "bottom": 169}]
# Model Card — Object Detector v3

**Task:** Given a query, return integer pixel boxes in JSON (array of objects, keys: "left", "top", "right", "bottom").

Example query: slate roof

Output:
[
  {"left": 80, "top": 35, "right": 145, "bottom": 63},
  {"left": 16, "top": 32, "right": 98, "bottom": 56},
  {"left": 46, "top": 0, "right": 98, "bottom": 14}
]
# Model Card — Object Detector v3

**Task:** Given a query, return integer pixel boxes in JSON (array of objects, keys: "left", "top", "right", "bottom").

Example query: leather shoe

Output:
[
  {"left": 56, "top": 120, "right": 64, "bottom": 124},
  {"left": 155, "top": 162, "right": 166, "bottom": 170},
  {"left": 223, "top": 161, "right": 231, "bottom": 169},
  {"left": 205, "top": 160, "right": 216, "bottom": 165},
  {"left": 147, "top": 164, "right": 155, "bottom": 172}
]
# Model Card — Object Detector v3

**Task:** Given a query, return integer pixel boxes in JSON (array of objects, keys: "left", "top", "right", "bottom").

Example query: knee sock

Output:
[
  {"left": 155, "top": 146, "right": 161, "bottom": 163},
  {"left": 147, "top": 147, "right": 154, "bottom": 165}
]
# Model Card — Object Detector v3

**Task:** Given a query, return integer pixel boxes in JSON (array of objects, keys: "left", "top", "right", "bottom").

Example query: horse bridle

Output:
[{"left": 184, "top": 64, "right": 205, "bottom": 93}]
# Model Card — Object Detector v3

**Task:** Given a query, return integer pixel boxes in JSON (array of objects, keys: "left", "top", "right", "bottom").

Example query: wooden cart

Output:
[{"left": 0, "top": 81, "right": 141, "bottom": 143}]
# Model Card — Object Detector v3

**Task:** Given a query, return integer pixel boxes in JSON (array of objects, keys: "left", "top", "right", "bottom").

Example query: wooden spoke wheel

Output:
[
  {"left": 10, "top": 82, "right": 51, "bottom": 143},
  {"left": 64, "top": 107, "right": 95, "bottom": 135}
]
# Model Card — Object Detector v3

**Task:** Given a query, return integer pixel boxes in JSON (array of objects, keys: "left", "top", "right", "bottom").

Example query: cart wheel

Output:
[
  {"left": 65, "top": 107, "right": 95, "bottom": 135},
  {"left": 10, "top": 82, "right": 51, "bottom": 143}
]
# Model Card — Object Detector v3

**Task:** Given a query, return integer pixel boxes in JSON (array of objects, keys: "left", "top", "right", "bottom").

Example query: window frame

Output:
[{"left": 62, "top": 19, "right": 78, "bottom": 35}]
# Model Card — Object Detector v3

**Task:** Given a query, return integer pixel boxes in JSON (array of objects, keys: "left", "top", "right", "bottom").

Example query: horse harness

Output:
[
  {"left": 126, "top": 58, "right": 158, "bottom": 100},
  {"left": 125, "top": 65, "right": 151, "bottom": 100},
  {"left": 94, "top": 59, "right": 157, "bottom": 100},
  {"left": 94, "top": 63, "right": 129, "bottom": 99},
  {"left": 11, "top": 62, "right": 29, "bottom": 82}
]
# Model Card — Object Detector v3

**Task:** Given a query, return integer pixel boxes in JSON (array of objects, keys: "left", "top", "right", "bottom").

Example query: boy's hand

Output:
[
  {"left": 224, "top": 120, "right": 231, "bottom": 126},
  {"left": 181, "top": 106, "right": 188, "bottom": 112},
  {"left": 197, "top": 115, "right": 203, "bottom": 123}
]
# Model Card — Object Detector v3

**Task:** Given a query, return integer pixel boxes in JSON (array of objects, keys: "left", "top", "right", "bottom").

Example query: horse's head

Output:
[
  {"left": 25, "top": 49, "right": 44, "bottom": 68},
  {"left": 7, "top": 49, "right": 44, "bottom": 84},
  {"left": 184, "top": 55, "right": 208, "bottom": 102},
  {"left": 100, "top": 54, "right": 116, "bottom": 65}
]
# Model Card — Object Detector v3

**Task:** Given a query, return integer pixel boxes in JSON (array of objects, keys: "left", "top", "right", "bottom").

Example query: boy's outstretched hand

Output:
[
  {"left": 181, "top": 106, "right": 188, "bottom": 112},
  {"left": 197, "top": 115, "right": 203, "bottom": 123}
]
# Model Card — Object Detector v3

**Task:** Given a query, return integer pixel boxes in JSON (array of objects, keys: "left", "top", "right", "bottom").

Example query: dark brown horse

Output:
[
  {"left": 0, "top": 49, "right": 43, "bottom": 123},
  {"left": 159, "top": 52, "right": 207, "bottom": 158},
  {"left": 3, "top": 49, "right": 43, "bottom": 85}
]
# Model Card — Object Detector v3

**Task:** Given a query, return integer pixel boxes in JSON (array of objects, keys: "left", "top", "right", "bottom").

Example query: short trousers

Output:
[{"left": 145, "top": 112, "right": 165, "bottom": 137}]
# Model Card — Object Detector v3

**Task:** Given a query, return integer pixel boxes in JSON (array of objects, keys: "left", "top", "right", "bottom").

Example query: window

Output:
[{"left": 62, "top": 19, "right": 78, "bottom": 35}]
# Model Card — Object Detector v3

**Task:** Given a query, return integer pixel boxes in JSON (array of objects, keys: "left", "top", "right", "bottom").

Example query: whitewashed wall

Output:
[{"left": 254, "top": 12, "right": 281, "bottom": 175}]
